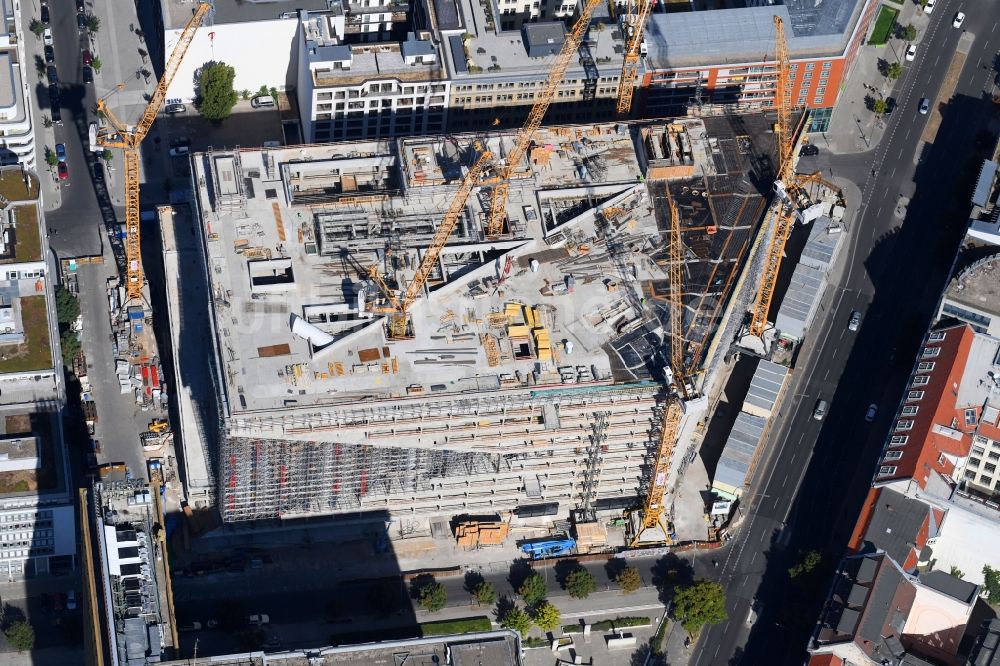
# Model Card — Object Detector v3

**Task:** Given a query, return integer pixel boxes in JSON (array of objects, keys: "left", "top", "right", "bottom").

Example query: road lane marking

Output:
[
  {"left": 905, "top": 127, "right": 911, "bottom": 140},
  {"left": 889, "top": 166, "right": 896, "bottom": 178},
  {"left": 824, "top": 369, "right": 830, "bottom": 380},
  {"left": 782, "top": 473, "right": 789, "bottom": 487},
  {"left": 934, "top": 54, "right": 941, "bottom": 67},
  {"left": 994, "top": 22, "right": 998, "bottom": 33}
]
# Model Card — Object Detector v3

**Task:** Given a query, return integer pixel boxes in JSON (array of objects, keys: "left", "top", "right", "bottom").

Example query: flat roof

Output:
[
  {"left": 714, "top": 411, "right": 766, "bottom": 490},
  {"left": 162, "top": 0, "right": 332, "bottom": 29},
  {"left": 743, "top": 359, "right": 788, "bottom": 416},
  {"left": 945, "top": 252, "right": 1000, "bottom": 319}
]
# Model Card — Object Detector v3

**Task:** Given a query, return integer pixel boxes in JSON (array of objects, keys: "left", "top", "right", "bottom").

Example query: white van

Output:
[{"left": 251, "top": 95, "right": 275, "bottom": 108}]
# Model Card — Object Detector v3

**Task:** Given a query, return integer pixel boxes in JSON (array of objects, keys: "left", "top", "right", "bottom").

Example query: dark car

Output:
[
  {"left": 50, "top": 104, "right": 62, "bottom": 124},
  {"left": 48, "top": 84, "right": 60, "bottom": 106},
  {"left": 77, "top": 12, "right": 87, "bottom": 30},
  {"left": 44, "top": 45, "right": 55, "bottom": 63},
  {"left": 40, "top": 4, "right": 50, "bottom": 23},
  {"left": 75, "top": 0, "right": 84, "bottom": 10},
  {"left": 46, "top": 65, "right": 57, "bottom": 85},
  {"left": 93, "top": 162, "right": 103, "bottom": 184},
  {"left": 82, "top": 49, "right": 92, "bottom": 66},
  {"left": 884, "top": 97, "right": 896, "bottom": 115},
  {"left": 798, "top": 144, "right": 819, "bottom": 157},
  {"left": 169, "top": 136, "right": 190, "bottom": 148},
  {"left": 82, "top": 66, "right": 93, "bottom": 84}
]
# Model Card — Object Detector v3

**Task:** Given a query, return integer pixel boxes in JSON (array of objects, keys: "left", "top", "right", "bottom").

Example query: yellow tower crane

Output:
[
  {"left": 629, "top": 185, "right": 687, "bottom": 547},
  {"left": 615, "top": 0, "right": 654, "bottom": 116},
  {"left": 96, "top": 3, "right": 211, "bottom": 303},
  {"left": 484, "top": 0, "right": 605, "bottom": 237}
]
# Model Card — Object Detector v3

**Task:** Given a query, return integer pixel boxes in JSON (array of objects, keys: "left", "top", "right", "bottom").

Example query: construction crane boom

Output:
[
  {"left": 97, "top": 2, "right": 211, "bottom": 302},
  {"left": 485, "top": 0, "right": 604, "bottom": 236},
  {"left": 615, "top": 0, "right": 654, "bottom": 116}
]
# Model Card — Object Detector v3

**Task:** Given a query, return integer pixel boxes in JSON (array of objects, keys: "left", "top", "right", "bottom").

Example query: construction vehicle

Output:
[
  {"left": 616, "top": 0, "right": 655, "bottom": 116},
  {"left": 366, "top": 144, "right": 495, "bottom": 339},
  {"left": 96, "top": 3, "right": 210, "bottom": 305},
  {"left": 148, "top": 419, "right": 169, "bottom": 434},
  {"left": 519, "top": 534, "right": 577, "bottom": 560},
  {"left": 747, "top": 16, "right": 844, "bottom": 338},
  {"left": 483, "top": 0, "right": 605, "bottom": 237}
]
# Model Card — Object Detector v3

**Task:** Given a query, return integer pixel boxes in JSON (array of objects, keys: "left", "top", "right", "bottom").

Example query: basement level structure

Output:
[{"left": 186, "top": 115, "right": 778, "bottom": 523}]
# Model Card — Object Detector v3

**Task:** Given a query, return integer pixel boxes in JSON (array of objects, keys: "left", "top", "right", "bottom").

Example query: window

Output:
[
  {"left": 928, "top": 331, "right": 946, "bottom": 342},
  {"left": 917, "top": 362, "right": 936, "bottom": 372},
  {"left": 884, "top": 450, "right": 904, "bottom": 461},
  {"left": 816, "top": 87, "right": 826, "bottom": 95},
  {"left": 970, "top": 457, "right": 982, "bottom": 467},
  {"left": 896, "top": 420, "right": 914, "bottom": 431},
  {"left": 879, "top": 465, "right": 897, "bottom": 477},
  {"left": 986, "top": 463, "right": 997, "bottom": 473},
  {"left": 806, "top": 62, "right": 816, "bottom": 70},
  {"left": 907, "top": 391, "right": 924, "bottom": 401},
  {"left": 973, "top": 446, "right": 986, "bottom": 456},
  {"left": 813, "top": 97, "right": 824, "bottom": 105},
  {"left": 922, "top": 346, "right": 941, "bottom": 358},
  {"left": 890, "top": 435, "right": 909, "bottom": 447},
  {"left": 912, "top": 375, "right": 930, "bottom": 386},
  {"left": 901, "top": 406, "right": 919, "bottom": 416},
  {"left": 981, "top": 474, "right": 994, "bottom": 485},
  {"left": 965, "top": 408, "right": 978, "bottom": 426},
  {"left": 989, "top": 451, "right": 1000, "bottom": 461}
]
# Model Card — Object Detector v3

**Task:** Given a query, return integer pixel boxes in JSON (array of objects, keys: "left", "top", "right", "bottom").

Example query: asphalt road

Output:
[{"left": 693, "top": 1, "right": 1000, "bottom": 664}]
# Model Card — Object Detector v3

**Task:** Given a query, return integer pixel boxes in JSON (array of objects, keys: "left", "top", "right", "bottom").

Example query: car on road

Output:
[
  {"left": 813, "top": 399, "right": 828, "bottom": 421},
  {"left": 169, "top": 136, "right": 190, "bottom": 148},
  {"left": 82, "top": 66, "right": 93, "bottom": 84},
  {"left": 76, "top": 0, "right": 84, "bottom": 10},
  {"left": 93, "top": 162, "right": 104, "bottom": 184},
  {"left": 164, "top": 103, "right": 186, "bottom": 114},
  {"left": 58, "top": 162, "right": 69, "bottom": 181},
  {"left": 77, "top": 12, "right": 88, "bottom": 30},
  {"left": 44, "top": 45, "right": 54, "bottom": 63},
  {"left": 66, "top": 590, "right": 77, "bottom": 611},
  {"left": 178, "top": 622, "right": 203, "bottom": 632},
  {"left": 848, "top": 310, "right": 861, "bottom": 332},
  {"left": 953, "top": 11, "right": 965, "bottom": 28},
  {"left": 247, "top": 614, "right": 270, "bottom": 626},
  {"left": 82, "top": 50, "right": 93, "bottom": 66},
  {"left": 53, "top": 593, "right": 65, "bottom": 612},
  {"left": 50, "top": 104, "right": 62, "bottom": 124},
  {"left": 799, "top": 144, "right": 819, "bottom": 157},
  {"left": 55, "top": 143, "right": 66, "bottom": 162},
  {"left": 905, "top": 44, "right": 917, "bottom": 62},
  {"left": 43, "top": 27, "right": 53, "bottom": 45},
  {"left": 924, "top": 0, "right": 935, "bottom": 13},
  {"left": 46, "top": 65, "right": 57, "bottom": 85},
  {"left": 865, "top": 404, "right": 878, "bottom": 422},
  {"left": 919, "top": 98, "right": 930, "bottom": 114},
  {"left": 169, "top": 146, "right": 190, "bottom": 157},
  {"left": 40, "top": 4, "right": 50, "bottom": 24}
]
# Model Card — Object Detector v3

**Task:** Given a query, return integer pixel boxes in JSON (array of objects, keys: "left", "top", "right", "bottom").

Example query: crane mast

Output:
[
  {"left": 484, "top": 0, "right": 604, "bottom": 237},
  {"left": 97, "top": 2, "right": 211, "bottom": 303},
  {"left": 615, "top": 0, "right": 654, "bottom": 116}
]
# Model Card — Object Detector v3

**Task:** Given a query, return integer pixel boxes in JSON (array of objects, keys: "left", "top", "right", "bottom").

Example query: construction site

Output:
[{"left": 174, "top": 108, "right": 800, "bottom": 542}]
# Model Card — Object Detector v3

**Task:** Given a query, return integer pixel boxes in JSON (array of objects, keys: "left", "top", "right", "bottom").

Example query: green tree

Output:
[
  {"left": 4, "top": 621, "right": 35, "bottom": 651},
  {"left": 102, "top": 149, "right": 113, "bottom": 163},
  {"left": 565, "top": 568, "right": 598, "bottom": 599},
  {"left": 55, "top": 286, "right": 80, "bottom": 324},
  {"left": 61, "top": 330, "right": 81, "bottom": 366},
  {"left": 673, "top": 580, "right": 728, "bottom": 636},
  {"left": 473, "top": 581, "right": 497, "bottom": 606},
  {"left": 532, "top": 600, "right": 561, "bottom": 632},
  {"left": 29, "top": 18, "right": 44, "bottom": 37},
  {"left": 91, "top": 57, "right": 103, "bottom": 73},
  {"left": 86, "top": 14, "right": 100, "bottom": 33},
  {"left": 45, "top": 148, "right": 58, "bottom": 168},
  {"left": 196, "top": 62, "right": 239, "bottom": 121},
  {"left": 949, "top": 565, "right": 965, "bottom": 579},
  {"left": 788, "top": 550, "right": 822, "bottom": 580},
  {"left": 417, "top": 581, "right": 448, "bottom": 613},
  {"left": 886, "top": 61, "right": 903, "bottom": 80},
  {"left": 873, "top": 98, "right": 888, "bottom": 115},
  {"left": 498, "top": 605, "right": 531, "bottom": 635},
  {"left": 902, "top": 24, "right": 918, "bottom": 41},
  {"left": 616, "top": 565, "right": 643, "bottom": 594},
  {"left": 983, "top": 565, "right": 1000, "bottom": 602},
  {"left": 518, "top": 572, "right": 547, "bottom": 606}
]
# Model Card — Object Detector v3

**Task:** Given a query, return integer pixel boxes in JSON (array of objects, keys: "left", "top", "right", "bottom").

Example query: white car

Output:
[
  {"left": 905, "top": 44, "right": 917, "bottom": 62},
  {"left": 924, "top": 0, "right": 935, "bottom": 13},
  {"left": 953, "top": 11, "right": 965, "bottom": 28},
  {"left": 248, "top": 614, "right": 270, "bottom": 626},
  {"left": 43, "top": 27, "right": 53, "bottom": 45}
]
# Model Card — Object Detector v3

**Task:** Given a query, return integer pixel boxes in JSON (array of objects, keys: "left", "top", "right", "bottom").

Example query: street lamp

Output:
[{"left": 853, "top": 114, "right": 870, "bottom": 148}]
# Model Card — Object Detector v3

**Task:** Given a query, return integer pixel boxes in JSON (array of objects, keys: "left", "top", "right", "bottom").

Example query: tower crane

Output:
[
  {"left": 747, "top": 16, "right": 845, "bottom": 338},
  {"left": 629, "top": 185, "right": 687, "bottom": 547},
  {"left": 615, "top": 0, "right": 654, "bottom": 116},
  {"left": 483, "top": 0, "right": 605, "bottom": 237},
  {"left": 367, "top": 144, "right": 495, "bottom": 339},
  {"left": 96, "top": 3, "right": 211, "bottom": 304}
]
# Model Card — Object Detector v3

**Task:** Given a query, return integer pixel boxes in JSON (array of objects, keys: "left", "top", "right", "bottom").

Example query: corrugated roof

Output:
[
  {"left": 714, "top": 411, "right": 766, "bottom": 490},
  {"left": 800, "top": 216, "right": 840, "bottom": 270},
  {"left": 775, "top": 265, "right": 824, "bottom": 339},
  {"left": 972, "top": 160, "right": 998, "bottom": 208},
  {"left": 743, "top": 359, "right": 788, "bottom": 416}
]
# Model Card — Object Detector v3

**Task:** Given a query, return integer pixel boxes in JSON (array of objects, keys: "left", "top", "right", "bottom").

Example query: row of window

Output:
[{"left": 965, "top": 470, "right": 1000, "bottom": 489}]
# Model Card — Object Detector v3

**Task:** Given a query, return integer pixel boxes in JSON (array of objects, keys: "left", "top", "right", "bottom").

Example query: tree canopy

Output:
[
  {"left": 532, "top": 601, "right": 561, "bottom": 632},
  {"left": 672, "top": 580, "right": 728, "bottom": 635},
  {"left": 565, "top": 568, "right": 598, "bottom": 599},
  {"left": 983, "top": 565, "right": 1000, "bottom": 602},
  {"left": 4, "top": 621, "right": 35, "bottom": 651},
  {"left": 518, "top": 572, "right": 547, "bottom": 606},
  {"left": 196, "top": 62, "right": 239, "bottom": 121},
  {"left": 55, "top": 285, "right": 80, "bottom": 325},
  {"left": 498, "top": 605, "right": 531, "bottom": 635},
  {"left": 417, "top": 581, "right": 448, "bottom": 613},
  {"left": 472, "top": 581, "right": 497, "bottom": 606},
  {"left": 616, "top": 565, "right": 643, "bottom": 594}
]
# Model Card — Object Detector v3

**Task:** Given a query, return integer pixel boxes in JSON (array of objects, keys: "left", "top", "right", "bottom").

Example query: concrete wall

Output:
[{"left": 164, "top": 19, "right": 300, "bottom": 102}]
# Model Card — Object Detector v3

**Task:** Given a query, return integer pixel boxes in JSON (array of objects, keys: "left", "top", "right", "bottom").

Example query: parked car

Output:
[
  {"left": 178, "top": 622, "right": 203, "bottom": 632},
  {"left": 40, "top": 5, "right": 50, "bottom": 24},
  {"left": 905, "top": 44, "right": 917, "bottom": 62},
  {"left": 82, "top": 50, "right": 93, "bottom": 66},
  {"left": 924, "top": 0, "right": 935, "bottom": 13},
  {"left": 93, "top": 162, "right": 104, "bottom": 184},
  {"left": 55, "top": 143, "right": 66, "bottom": 162},
  {"left": 813, "top": 399, "right": 828, "bottom": 421},
  {"left": 82, "top": 66, "right": 93, "bottom": 84},
  {"left": 75, "top": 0, "right": 84, "bottom": 10},
  {"left": 66, "top": 590, "right": 77, "bottom": 611},
  {"left": 77, "top": 12, "right": 88, "bottom": 30},
  {"left": 799, "top": 143, "right": 819, "bottom": 157},
  {"left": 169, "top": 136, "right": 190, "bottom": 148},
  {"left": 169, "top": 146, "right": 189, "bottom": 157},
  {"left": 46, "top": 65, "right": 57, "bottom": 85},
  {"left": 848, "top": 310, "right": 861, "bottom": 332},
  {"left": 43, "top": 27, "right": 53, "bottom": 45},
  {"left": 247, "top": 614, "right": 270, "bottom": 626},
  {"left": 53, "top": 593, "right": 66, "bottom": 612},
  {"left": 919, "top": 97, "right": 930, "bottom": 115},
  {"left": 50, "top": 104, "right": 62, "bottom": 124},
  {"left": 865, "top": 404, "right": 878, "bottom": 422},
  {"left": 164, "top": 103, "right": 186, "bottom": 114},
  {"left": 953, "top": 11, "right": 965, "bottom": 28},
  {"left": 44, "top": 45, "right": 55, "bottom": 63},
  {"left": 58, "top": 162, "right": 69, "bottom": 181},
  {"left": 884, "top": 97, "right": 897, "bottom": 115}
]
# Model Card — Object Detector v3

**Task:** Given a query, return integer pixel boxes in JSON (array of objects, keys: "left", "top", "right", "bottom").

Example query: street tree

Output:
[
  {"left": 4, "top": 621, "right": 35, "bottom": 651},
  {"left": 417, "top": 581, "right": 448, "bottom": 613},
  {"left": 886, "top": 62, "right": 903, "bottom": 80},
  {"left": 102, "top": 149, "right": 114, "bottom": 163},
  {"left": 45, "top": 148, "right": 58, "bottom": 168},
  {"left": 672, "top": 580, "right": 728, "bottom": 636},
  {"left": 983, "top": 565, "right": 1000, "bottom": 602},
  {"left": 196, "top": 62, "right": 239, "bottom": 121},
  {"left": 92, "top": 58, "right": 103, "bottom": 73},
  {"left": 55, "top": 286, "right": 80, "bottom": 324},
  {"left": 518, "top": 572, "right": 547, "bottom": 606},
  {"left": 532, "top": 601, "right": 561, "bottom": 632},
  {"left": 472, "top": 581, "right": 497, "bottom": 606},
  {"left": 86, "top": 14, "right": 100, "bottom": 33},
  {"left": 950, "top": 565, "right": 965, "bottom": 579},
  {"left": 61, "top": 331, "right": 81, "bottom": 366},
  {"left": 565, "top": 568, "right": 598, "bottom": 599},
  {"left": 498, "top": 605, "right": 532, "bottom": 635},
  {"left": 902, "top": 24, "right": 918, "bottom": 41},
  {"left": 29, "top": 19, "right": 44, "bottom": 37},
  {"left": 788, "top": 550, "right": 822, "bottom": 580},
  {"left": 616, "top": 565, "right": 643, "bottom": 594},
  {"left": 873, "top": 98, "right": 888, "bottom": 115}
]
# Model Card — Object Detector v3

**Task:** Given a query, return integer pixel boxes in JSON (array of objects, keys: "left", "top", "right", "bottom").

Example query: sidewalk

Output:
[
  {"left": 19, "top": 13, "right": 62, "bottom": 213},
  {"left": 824, "top": 0, "right": 926, "bottom": 155}
]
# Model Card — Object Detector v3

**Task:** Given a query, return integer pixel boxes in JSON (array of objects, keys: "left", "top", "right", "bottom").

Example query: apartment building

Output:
[
  {"left": 0, "top": 0, "right": 36, "bottom": 168},
  {"left": 296, "top": 9, "right": 448, "bottom": 142}
]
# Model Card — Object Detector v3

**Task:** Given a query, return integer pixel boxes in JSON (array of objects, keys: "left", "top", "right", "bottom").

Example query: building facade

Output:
[{"left": 0, "top": 0, "right": 36, "bottom": 168}]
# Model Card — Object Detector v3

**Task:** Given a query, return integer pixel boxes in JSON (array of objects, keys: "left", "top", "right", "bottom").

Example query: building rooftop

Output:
[
  {"left": 714, "top": 411, "right": 766, "bottom": 496},
  {"left": 848, "top": 487, "right": 933, "bottom": 571},
  {"left": 189, "top": 118, "right": 773, "bottom": 417},
  {"left": 919, "top": 570, "right": 979, "bottom": 605},
  {"left": 162, "top": 0, "right": 333, "bottom": 30},
  {"left": 945, "top": 252, "right": 1000, "bottom": 321}
]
